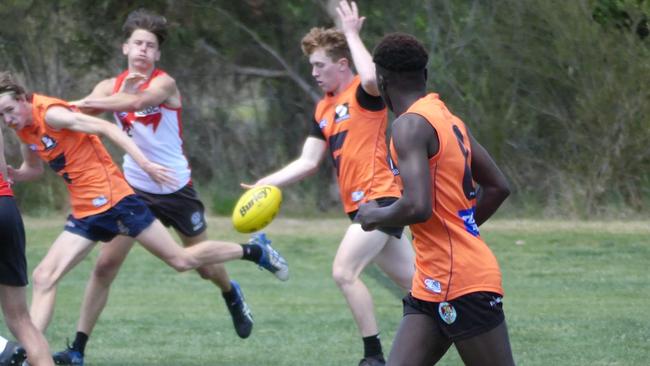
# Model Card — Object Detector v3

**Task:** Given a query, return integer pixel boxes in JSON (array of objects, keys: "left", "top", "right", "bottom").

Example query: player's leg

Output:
[
  {"left": 0, "top": 286, "right": 53, "bottom": 366},
  {"left": 454, "top": 320, "right": 515, "bottom": 366},
  {"left": 30, "top": 231, "right": 96, "bottom": 332},
  {"left": 332, "top": 224, "right": 391, "bottom": 362},
  {"left": 178, "top": 230, "right": 253, "bottom": 338},
  {"left": 53, "top": 236, "right": 135, "bottom": 364},
  {"left": 135, "top": 217, "right": 288, "bottom": 280},
  {"left": 387, "top": 313, "right": 452, "bottom": 366},
  {"left": 372, "top": 234, "right": 414, "bottom": 290}
]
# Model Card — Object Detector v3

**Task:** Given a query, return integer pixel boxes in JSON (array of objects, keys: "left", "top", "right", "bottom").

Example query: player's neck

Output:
[
  {"left": 393, "top": 90, "right": 426, "bottom": 116},
  {"left": 332, "top": 71, "right": 355, "bottom": 96}
]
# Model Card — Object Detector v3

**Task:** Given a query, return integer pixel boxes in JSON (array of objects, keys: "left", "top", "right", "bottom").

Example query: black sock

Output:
[
  {"left": 71, "top": 332, "right": 89, "bottom": 355},
  {"left": 362, "top": 333, "right": 383, "bottom": 358},
  {"left": 241, "top": 244, "right": 262, "bottom": 263},
  {"left": 222, "top": 284, "right": 237, "bottom": 304}
]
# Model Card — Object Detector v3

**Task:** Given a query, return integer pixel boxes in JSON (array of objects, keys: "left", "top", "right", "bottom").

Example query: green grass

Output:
[{"left": 2, "top": 218, "right": 649, "bottom": 365}]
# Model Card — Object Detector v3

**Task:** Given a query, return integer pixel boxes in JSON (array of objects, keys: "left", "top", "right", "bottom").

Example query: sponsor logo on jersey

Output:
[
  {"left": 92, "top": 195, "right": 108, "bottom": 208},
  {"left": 458, "top": 206, "right": 480, "bottom": 237},
  {"left": 438, "top": 302, "right": 457, "bottom": 324},
  {"left": 29, "top": 144, "right": 38, "bottom": 151},
  {"left": 135, "top": 105, "right": 161, "bottom": 117},
  {"left": 334, "top": 103, "right": 350, "bottom": 123},
  {"left": 351, "top": 190, "right": 365, "bottom": 202},
  {"left": 424, "top": 278, "right": 442, "bottom": 293},
  {"left": 41, "top": 135, "right": 57, "bottom": 150}
]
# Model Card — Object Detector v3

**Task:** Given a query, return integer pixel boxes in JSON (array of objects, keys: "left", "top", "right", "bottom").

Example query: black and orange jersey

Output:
[
  {"left": 390, "top": 93, "right": 503, "bottom": 302},
  {"left": 312, "top": 76, "right": 400, "bottom": 213},
  {"left": 16, "top": 94, "right": 133, "bottom": 218}
]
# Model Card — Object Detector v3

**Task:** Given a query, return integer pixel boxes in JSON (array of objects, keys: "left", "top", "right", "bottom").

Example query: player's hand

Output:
[
  {"left": 142, "top": 161, "right": 176, "bottom": 188},
  {"left": 356, "top": 200, "right": 380, "bottom": 231},
  {"left": 121, "top": 73, "right": 148, "bottom": 93},
  {"left": 5, "top": 165, "right": 15, "bottom": 185},
  {"left": 336, "top": 0, "right": 365, "bottom": 36}
]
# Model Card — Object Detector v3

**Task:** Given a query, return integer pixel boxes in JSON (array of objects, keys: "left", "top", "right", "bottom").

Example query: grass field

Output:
[{"left": 2, "top": 217, "right": 649, "bottom": 365}]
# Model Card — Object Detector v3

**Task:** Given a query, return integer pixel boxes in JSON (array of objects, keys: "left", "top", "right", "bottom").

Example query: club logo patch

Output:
[
  {"left": 41, "top": 135, "right": 57, "bottom": 150},
  {"left": 424, "top": 278, "right": 442, "bottom": 293},
  {"left": 334, "top": 103, "right": 350, "bottom": 123},
  {"left": 191, "top": 211, "right": 204, "bottom": 231},
  {"left": 92, "top": 195, "right": 108, "bottom": 207},
  {"left": 319, "top": 119, "right": 328, "bottom": 129},
  {"left": 438, "top": 302, "right": 457, "bottom": 324},
  {"left": 351, "top": 190, "right": 364, "bottom": 202}
]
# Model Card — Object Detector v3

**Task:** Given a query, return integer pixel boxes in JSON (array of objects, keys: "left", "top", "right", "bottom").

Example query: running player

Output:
[
  {"left": 0, "top": 71, "right": 288, "bottom": 363},
  {"left": 242, "top": 2, "right": 414, "bottom": 365},
  {"left": 51, "top": 9, "right": 254, "bottom": 364},
  {"left": 0, "top": 127, "right": 53, "bottom": 366},
  {"left": 357, "top": 33, "right": 514, "bottom": 365}
]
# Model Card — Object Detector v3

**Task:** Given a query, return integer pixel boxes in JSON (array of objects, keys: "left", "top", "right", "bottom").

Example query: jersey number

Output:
[
  {"left": 452, "top": 125, "right": 476, "bottom": 200},
  {"left": 328, "top": 130, "right": 348, "bottom": 176}
]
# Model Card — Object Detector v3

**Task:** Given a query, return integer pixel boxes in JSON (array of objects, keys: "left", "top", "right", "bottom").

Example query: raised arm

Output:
[
  {"left": 357, "top": 113, "right": 436, "bottom": 229},
  {"left": 43, "top": 106, "right": 175, "bottom": 187},
  {"left": 468, "top": 130, "right": 510, "bottom": 226},
  {"left": 241, "top": 137, "right": 327, "bottom": 188},
  {"left": 73, "top": 73, "right": 178, "bottom": 112},
  {"left": 336, "top": 1, "right": 379, "bottom": 96}
]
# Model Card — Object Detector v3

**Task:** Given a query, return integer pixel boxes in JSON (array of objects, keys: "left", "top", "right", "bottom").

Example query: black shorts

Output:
[
  {"left": 133, "top": 184, "right": 207, "bottom": 237},
  {"left": 0, "top": 196, "right": 28, "bottom": 287},
  {"left": 65, "top": 195, "right": 155, "bottom": 242},
  {"left": 403, "top": 291, "right": 505, "bottom": 342},
  {"left": 348, "top": 197, "right": 404, "bottom": 238}
]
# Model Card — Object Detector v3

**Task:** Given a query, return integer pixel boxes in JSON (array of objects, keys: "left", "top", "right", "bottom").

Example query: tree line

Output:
[{"left": 1, "top": 0, "right": 648, "bottom": 218}]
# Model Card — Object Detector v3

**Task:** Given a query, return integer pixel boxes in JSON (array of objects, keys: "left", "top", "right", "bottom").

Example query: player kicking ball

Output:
[{"left": 0, "top": 71, "right": 288, "bottom": 366}]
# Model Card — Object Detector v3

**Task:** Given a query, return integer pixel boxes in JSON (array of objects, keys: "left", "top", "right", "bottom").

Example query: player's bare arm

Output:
[
  {"left": 0, "top": 127, "right": 8, "bottom": 179},
  {"left": 468, "top": 130, "right": 510, "bottom": 226},
  {"left": 241, "top": 137, "right": 327, "bottom": 189},
  {"left": 43, "top": 106, "right": 176, "bottom": 187},
  {"left": 73, "top": 73, "right": 179, "bottom": 112},
  {"left": 357, "top": 113, "right": 436, "bottom": 230},
  {"left": 69, "top": 78, "right": 115, "bottom": 115},
  {"left": 336, "top": 1, "right": 379, "bottom": 96},
  {"left": 9, "top": 143, "right": 44, "bottom": 182}
]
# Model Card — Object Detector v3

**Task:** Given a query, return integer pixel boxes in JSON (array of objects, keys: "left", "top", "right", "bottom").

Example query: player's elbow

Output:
[
  {"left": 494, "top": 180, "right": 511, "bottom": 203},
  {"left": 407, "top": 201, "right": 432, "bottom": 223}
]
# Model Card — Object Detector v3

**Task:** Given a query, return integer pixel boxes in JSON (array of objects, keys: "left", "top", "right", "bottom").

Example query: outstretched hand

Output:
[
  {"left": 336, "top": 0, "right": 365, "bottom": 35},
  {"left": 121, "top": 72, "right": 148, "bottom": 93}
]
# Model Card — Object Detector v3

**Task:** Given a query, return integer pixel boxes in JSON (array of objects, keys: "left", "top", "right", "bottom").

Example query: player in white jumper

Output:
[{"left": 52, "top": 9, "right": 258, "bottom": 365}]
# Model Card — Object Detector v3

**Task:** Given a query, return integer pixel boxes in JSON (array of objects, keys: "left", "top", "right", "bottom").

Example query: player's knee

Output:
[
  {"left": 332, "top": 265, "right": 357, "bottom": 287},
  {"left": 92, "top": 257, "right": 123, "bottom": 284},
  {"left": 195, "top": 266, "right": 214, "bottom": 280},
  {"left": 31, "top": 265, "right": 56, "bottom": 291},
  {"left": 167, "top": 254, "right": 198, "bottom": 272}
]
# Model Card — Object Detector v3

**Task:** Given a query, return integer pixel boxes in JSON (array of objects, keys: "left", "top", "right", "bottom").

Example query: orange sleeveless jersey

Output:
[
  {"left": 0, "top": 173, "right": 12, "bottom": 197},
  {"left": 314, "top": 76, "right": 400, "bottom": 213},
  {"left": 16, "top": 94, "right": 133, "bottom": 218},
  {"left": 391, "top": 93, "right": 503, "bottom": 302}
]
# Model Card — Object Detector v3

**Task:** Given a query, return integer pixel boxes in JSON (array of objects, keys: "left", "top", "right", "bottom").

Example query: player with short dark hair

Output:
[
  {"left": 243, "top": 3, "right": 414, "bottom": 365},
  {"left": 0, "top": 127, "right": 53, "bottom": 366},
  {"left": 357, "top": 33, "right": 514, "bottom": 365},
  {"left": 52, "top": 8, "right": 257, "bottom": 365},
  {"left": 0, "top": 70, "right": 288, "bottom": 366}
]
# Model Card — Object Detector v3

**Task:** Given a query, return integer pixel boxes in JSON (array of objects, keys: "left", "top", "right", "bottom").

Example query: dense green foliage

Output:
[{"left": 1, "top": 0, "right": 648, "bottom": 217}]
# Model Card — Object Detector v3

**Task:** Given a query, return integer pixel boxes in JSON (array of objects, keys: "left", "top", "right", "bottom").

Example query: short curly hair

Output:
[
  {"left": 301, "top": 27, "right": 351, "bottom": 62},
  {"left": 0, "top": 71, "right": 26, "bottom": 97},
  {"left": 373, "top": 33, "right": 428, "bottom": 72},
  {"left": 123, "top": 8, "right": 168, "bottom": 45}
]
